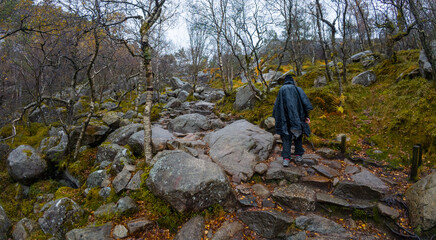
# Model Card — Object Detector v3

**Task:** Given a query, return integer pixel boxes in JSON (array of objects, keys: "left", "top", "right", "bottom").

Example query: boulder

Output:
[
  {"left": 405, "top": 172, "right": 436, "bottom": 230},
  {"left": 116, "top": 196, "right": 138, "bottom": 215},
  {"left": 28, "top": 105, "right": 60, "bottom": 123},
  {"left": 350, "top": 50, "right": 372, "bottom": 62},
  {"left": 204, "top": 90, "right": 225, "bottom": 102},
  {"left": 101, "top": 101, "right": 117, "bottom": 111},
  {"left": 233, "top": 85, "right": 256, "bottom": 111},
  {"left": 177, "top": 90, "right": 189, "bottom": 102},
  {"left": 351, "top": 169, "right": 388, "bottom": 193},
  {"left": 106, "top": 123, "right": 143, "bottom": 146},
  {"left": 113, "top": 169, "right": 132, "bottom": 193},
  {"left": 315, "top": 148, "right": 337, "bottom": 159},
  {"left": 333, "top": 180, "right": 385, "bottom": 200},
  {"left": 128, "top": 126, "right": 174, "bottom": 156},
  {"left": 127, "top": 218, "right": 153, "bottom": 234},
  {"left": 69, "top": 124, "right": 110, "bottom": 147},
  {"left": 164, "top": 98, "right": 182, "bottom": 109},
  {"left": 7, "top": 145, "right": 47, "bottom": 185},
  {"left": 94, "top": 203, "right": 116, "bottom": 218},
  {"left": 314, "top": 76, "right": 327, "bottom": 88},
  {"left": 168, "top": 113, "right": 211, "bottom": 133},
  {"left": 377, "top": 203, "right": 400, "bottom": 219},
  {"left": 65, "top": 222, "right": 113, "bottom": 240},
  {"left": 126, "top": 170, "right": 143, "bottom": 190},
  {"left": 313, "top": 165, "right": 340, "bottom": 179},
  {"left": 0, "top": 143, "right": 11, "bottom": 162},
  {"left": 39, "top": 131, "right": 68, "bottom": 163},
  {"left": 418, "top": 40, "right": 436, "bottom": 79},
  {"left": 252, "top": 184, "right": 271, "bottom": 198},
  {"left": 12, "top": 218, "right": 39, "bottom": 240},
  {"left": 0, "top": 205, "right": 11, "bottom": 240},
  {"left": 206, "top": 120, "right": 274, "bottom": 181},
  {"left": 174, "top": 216, "right": 205, "bottom": 240},
  {"left": 146, "top": 150, "right": 236, "bottom": 212},
  {"left": 351, "top": 70, "right": 377, "bottom": 87},
  {"left": 272, "top": 184, "right": 316, "bottom": 212},
  {"left": 102, "top": 111, "right": 122, "bottom": 129},
  {"left": 237, "top": 209, "right": 293, "bottom": 238},
  {"left": 265, "top": 159, "right": 303, "bottom": 182},
  {"left": 211, "top": 220, "right": 244, "bottom": 240},
  {"left": 296, "top": 214, "right": 348, "bottom": 236},
  {"left": 113, "top": 225, "right": 128, "bottom": 239},
  {"left": 86, "top": 170, "right": 110, "bottom": 188},
  {"left": 38, "top": 198, "right": 84, "bottom": 237}
]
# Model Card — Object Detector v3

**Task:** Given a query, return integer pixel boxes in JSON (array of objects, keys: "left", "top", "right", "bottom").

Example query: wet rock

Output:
[
  {"left": 333, "top": 180, "right": 385, "bottom": 200},
  {"left": 38, "top": 198, "right": 84, "bottom": 237},
  {"left": 350, "top": 50, "right": 372, "bottom": 62},
  {"left": 12, "top": 218, "right": 39, "bottom": 240},
  {"left": 272, "top": 184, "right": 316, "bottom": 212},
  {"left": 238, "top": 195, "right": 257, "bottom": 207},
  {"left": 99, "top": 187, "right": 112, "bottom": 200},
  {"left": 316, "top": 193, "right": 350, "bottom": 207},
  {"left": 113, "top": 169, "right": 132, "bottom": 193},
  {"left": 313, "top": 165, "right": 340, "bottom": 179},
  {"left": 65, "top": 222, "right": 113, "bottom": 240},
  {"left": 301, "top": 175, "right": 332, "bottom": 190},
  {"left": 102, "top": 111, "right": 122, "bottom": 129},
  {"left": 206, "top": 120, "right": 274, "bottom": 181},
  {"left": 252, "top": 184, "right": 271, "bottom": 198},
  {"left": 212, "top": 220, "right": 244, "bottom": 240},
  {"left": 94, "top": 203, "right": 116, "bottom": 218},
  {"left": 262, "top": 198, "right": 276, "bottom": 208},
  {"left": 234, "top": 85, "right": 256, "bottom": 111},
  {"left": 146, "top": 150, "right": 236, "bottom": 212},
  {"left": 7, "top": 145, "right": 47, "bottom": 185},
  {"left": 0, "top": 205, "right": 11, "bottom": 240},
  {"left": 106, "top": 123, "right": 143, "bottom": 146},
  {"left": 405, "top": 172, "right": 436, "bottom": 230},
  {"left": 127, "top": 218, "right": 153, "bottom": 234},
  {"left": 204, "top": 90, "right": 225, "bottom": 102},
  {"left": 238, "top": 209, "right": 293, "bottom": 238},
  {"left": 168, "top": 113, "right": 211, "bottom": 133},
  {"left": 345, "top": 165, "right": 360, "bottom": 175},
  {"left": 352, "top": 70, "right": 377, "bottom": 87},
  {"left": 128, "top": 126, "right": 174, "bottom": 156},
  {"left": 351, "top": 169, "right": 389, "bottom": 193},
  {"left": 174, "top": 216, "right": 205, "bottom": 240},
  {"left": 86, "top": 170, "right": 110, "bottom": 188},
  {"left": 296, "top": 214, "right": 348, "bottom": 236},
  {"left": 265, "top": 159, "right": 303, "bottom": 182},
  {"left": 113, "top": 225, "right": 128, "bottom": 239},
  {"left": 377, "top": 203, "right": 399, "bottom": 219},
  {"left": 39, "top": 131, "right": 68, "bottom": 163}
]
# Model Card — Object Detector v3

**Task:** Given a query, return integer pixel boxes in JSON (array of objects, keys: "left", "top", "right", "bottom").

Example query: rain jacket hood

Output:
[{"left": 272, "top": 75, "right": 313, "bottom": 137}]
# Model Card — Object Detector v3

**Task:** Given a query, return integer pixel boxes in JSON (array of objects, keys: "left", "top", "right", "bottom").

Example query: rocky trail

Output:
[{"left": 1, "top": 78, "right": 435, "bottom": 240}]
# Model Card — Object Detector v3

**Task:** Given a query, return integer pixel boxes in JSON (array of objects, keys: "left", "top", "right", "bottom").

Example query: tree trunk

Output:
[{"left": 141, "top": 30, "right": 153, "bottom": 163}]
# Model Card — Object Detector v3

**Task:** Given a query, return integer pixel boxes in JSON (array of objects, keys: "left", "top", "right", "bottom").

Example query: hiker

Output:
[{"left": 273, "top": 75, "right": 313, "bottom": 167}]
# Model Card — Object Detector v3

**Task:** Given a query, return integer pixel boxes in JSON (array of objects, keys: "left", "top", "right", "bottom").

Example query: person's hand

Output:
[{"left": 305, "top": 118, "right": 310, "bottom": 124}]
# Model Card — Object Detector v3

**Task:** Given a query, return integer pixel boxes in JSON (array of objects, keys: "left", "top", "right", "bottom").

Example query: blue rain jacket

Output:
[{"left": 272, "top": 75, "right": 313, "bottom": 137}]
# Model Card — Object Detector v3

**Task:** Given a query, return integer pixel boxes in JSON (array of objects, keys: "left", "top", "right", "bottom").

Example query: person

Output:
[{"left": 273, "top": 74, "right": 313, "bottom": 167}]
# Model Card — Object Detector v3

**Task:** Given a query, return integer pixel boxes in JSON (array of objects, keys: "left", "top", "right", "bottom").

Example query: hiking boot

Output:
[
  {"left": 295, "top": 155, "right": 303, "bottom": 163},
  {"left": 283, "top": 158, "right": 290, "bottom": 167}
]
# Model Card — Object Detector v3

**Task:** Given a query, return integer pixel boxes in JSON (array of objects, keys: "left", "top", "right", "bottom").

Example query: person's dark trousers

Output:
[{"left": 281, "top": 134, "right": 305, "bottom": 159}]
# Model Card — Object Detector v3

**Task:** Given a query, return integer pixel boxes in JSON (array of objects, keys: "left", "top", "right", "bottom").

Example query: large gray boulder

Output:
[
  {"left": 418, "top": 40, "right": 436, "bottom": 79},
  {"left": 128, "top": 126, "right": 174, "bottom": 156},
  {"left": 0, "top": 205, "right": 11, "bottom": 240},
  {"left": 237, "top": 209, "right": 293, "bottom": 238},
  {"left": 7, "top": 145, "right": 47, "bottom": 185},
  {"left": 106, "top": 123, "right": 143, "bottom": 146},
  {"left": 12, "top": 218, "right": 39, "bottom": 240},
  {"left": 102, "top": 111, "right": 122, "bottom": 129},
  {"left": 352, "top": 71, "right": 377, "bottom": 87},
  {"left": 96, "top": 143, "right": 132, "bottom": 163},
  {"left": 405, "top": 172, "right": 436, "bottom": 230},
  {"left": 28, "top": 105, "right": 62, "bottom": 123},
  {"left": 174, "top": 216, "right": 205, "bottom": 240},
  {"left": 234, "top": 85, "right": 256, "bottom": 111},
  {"left": 146, "top": 150, "right": 236, "bottom": 212},
  {"left": 204, "top": 90, "right": 225, "bottom": 102},
  {"left": 177, "top": 90, "right": 189, "bottom": 102},
  {"left": 351, "top": 169, "right": 388, "bottom": 193},
  {"left": 86, "top": 170, "right": 110, "bottom": 188},
  {"left": 272, "top": 184, "right": 316, "bottom": 212},
  {"left": 38, "top": 198, "right": 84, "bottom": 237},
  {"left": 65, "top": 222, "right": 113, "bottom": 240},
  {"left": 168, "top": 113, "right": 211, "bottom": 133},
  {"left": 296, "top": 214, "right": 349, "bottom": 237},
  {"left": 206, "top": 120, "right": 274, "bottom": 181},
  {"left": 314, "top": 76, "right": 327, "bottom": 88}
]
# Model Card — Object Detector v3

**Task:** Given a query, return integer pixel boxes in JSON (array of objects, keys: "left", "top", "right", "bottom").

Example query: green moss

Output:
[
  {"left": 0, "top": 122, "right": 49, "bottom": 149},
  {"left": 55, "top": 187, "right": 80, "bottom": 200},
  {"left": 67, "top": 148, "right": 98, "bottom": 183},
  {"left": 28, "top": 229, "right": 53, "bottom": 240},
  {"left": 29, "top": 180, "right": 60, "bottom": 198},
  {"left": 352, "top": 209, "right": 368, "bottom": 220},
  {"left": 151, "top": 103, "right": 164, "bottom": 122}
]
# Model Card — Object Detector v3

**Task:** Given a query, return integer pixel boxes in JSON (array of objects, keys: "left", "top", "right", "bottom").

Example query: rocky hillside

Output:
[{"left": 0, "top": 50, "right": 435, "bottom": 240}]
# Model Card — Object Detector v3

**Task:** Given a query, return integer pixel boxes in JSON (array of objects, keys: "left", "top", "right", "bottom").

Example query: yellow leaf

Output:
[{"left": 337, "top": 106, "right": 344, "bottom": 113}]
